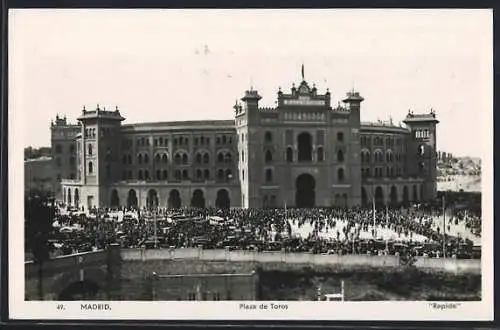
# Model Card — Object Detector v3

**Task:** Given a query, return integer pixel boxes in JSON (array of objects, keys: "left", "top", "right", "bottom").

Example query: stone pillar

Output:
[{"left": 106, "top": 243, "right": 121, "bottom": 300}]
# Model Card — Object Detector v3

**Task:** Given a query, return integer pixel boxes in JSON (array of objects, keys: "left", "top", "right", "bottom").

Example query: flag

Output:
[{"left": 301, "top": 64, "right": 305, "bottom": 80}]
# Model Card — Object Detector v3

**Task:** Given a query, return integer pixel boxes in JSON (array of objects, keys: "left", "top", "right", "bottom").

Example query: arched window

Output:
[
  {"left": 162, "top": 170, "right": 168, "bottom": 180},
  {"left": 241, "top": 151, "right": 245, "bottom": 162},
  {"left": 386, "top": 150, "right": 393, "bottom": 162},
  {"left": 224, "top": 152, "right": 232, "bottom": 163},
  {"left": 265, "top": 169, "right": 273, "bottom": 183},
  {"left": 182, "top": 153, "right": 188, "bottom": 164},
  {"left": 88, "top": 144, "right": 93, "bottom": 156},
  {"left": 204, "top": 169, "right": 210, "bottom": 180},
  {"left": 174, "top": 170, "right": 181, "bottom": 180},
  {"left": 155, "top": 154, "right": 161, "bottom": 163},
  {"left": 122, "top": 155, "right": 128, "bottom": 164},
  {"left": 138, "top": 170, "right": 143, "bottom": 180},
  {"left": 225, "top": 169, "right": 232, "bottom": 180},
  {"left": 162, "top": 154, "right": 168, "bottom": 164},
  {"left": 337, "top": 149, "right": 344, "bottom": 162},
  {"left": 88, "top": 161, "right": 93, "bottom": 173},
  {"left": 203, "top": 153, "right": 210, "bottom": 164},
  {"left": 128, "top": 155, "right": 132, "bottom": 164},
  {"left": 222, "top": 135, "right": 227, "bottom": 144},
  {"left": 337, "top": 168, "right": 345, "bottom": 181},
  {"left": 265, "top": 150, "right": 273, "bottom": 163},
  {"left": 174, "top": 153, "right": 181, "bottom": 165},
  {"left": 144, "top": 170, "right": 150, "bottom": 180},
  {"left": 217, "top": 169, "right": 224, "bottom": 181},
  {"left": 138, "top": 154, "right": 143, "bottom": 164},
  {"left": 317, "top": 147, "right": 324, "bottom": 162},
  {"left": 196, "top": 153, "right": 202, "bottom": 164},
  {"left": 196, "top": 169, "right": 202, "bottom": 179},
  {"left": 297, "top": 132, "right": 313, "bottom": 161},
  {"left": 264, "top": 131, "right": 272, "bottom": 143},
  {"left": 286, "top": 147, "right": 293, "bottom": 162},
  {"left": 361, "top": 151, "right": 370, "bottom": 163},
  {"left": 217, "top": 152, "right": 224, "bottom": 163},
  {"left": 144, "top": 154, "right": 149, "bottom": 164},
  {"left": 156, "top": 170, "right": 161, "bottom": 180}
]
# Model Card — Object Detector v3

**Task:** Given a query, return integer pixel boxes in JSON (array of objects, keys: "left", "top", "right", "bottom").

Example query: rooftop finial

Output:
[
  {"left": 116, "top": 105, "right": 119, "bottom": 111},
  {"left": 301, "top": 63, "right": 305, "bottom": 81},
  {"left": 83, "top": 105, "right": 86, "bottom": 111},
  {"left": 97, "top": 104, "right": 100, "bottom": 110}
]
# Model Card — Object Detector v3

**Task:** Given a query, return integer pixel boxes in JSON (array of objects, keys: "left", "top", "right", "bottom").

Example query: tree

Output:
[{"left": 25, "top": 193, "right": 56, "bottom": 300}]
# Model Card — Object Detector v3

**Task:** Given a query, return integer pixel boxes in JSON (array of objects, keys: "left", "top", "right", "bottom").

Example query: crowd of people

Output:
[{"left": 47, "top": 199, "right": 482, "bottom": 260}]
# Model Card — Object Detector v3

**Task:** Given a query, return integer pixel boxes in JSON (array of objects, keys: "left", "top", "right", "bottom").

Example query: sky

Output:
[{"left": 9, "top": 9, "right": 492, "bottom": 157}]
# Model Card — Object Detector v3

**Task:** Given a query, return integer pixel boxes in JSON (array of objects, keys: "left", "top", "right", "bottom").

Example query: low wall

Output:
[
  {"left": 120, "top": 248, "right": 400, "bottom": 268},
  {"left": 25, "top": 250, "right": 107, "bottom": 277},
  {"left": 120, "top": 248, "right": 481, "bottom": 273},
  {"left": 414, "top": 257, "right": 481, "bottom": 274}
]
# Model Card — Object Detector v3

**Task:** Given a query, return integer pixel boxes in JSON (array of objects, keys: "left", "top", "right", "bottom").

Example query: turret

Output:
[
  {"left": 241, "top": 88, "right": 262, "bottom": 111},
  {"left": 342, "top": 89, "right": 364, "bottom": 110},
  {"left": 403, "top": 109, "right": 439, "bottom": 201},
  {"left": 77, "top": 104, "right": 125, "bottom": 208}
]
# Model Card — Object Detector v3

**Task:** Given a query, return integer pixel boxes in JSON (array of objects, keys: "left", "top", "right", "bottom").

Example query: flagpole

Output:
[
  {"left": 372, "top": 195, "right": 375, "bottom": 227},
  {"left": 442, "top": 195, "right": 446, "bottom": 258},
  {"left": 385, "top": 204, "right": 389, "bottom": 252},
  {"left": 154, "top": 202, "right": 158, "bottom": 249}
]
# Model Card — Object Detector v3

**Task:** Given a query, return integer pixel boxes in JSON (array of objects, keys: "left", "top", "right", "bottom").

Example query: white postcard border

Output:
[{"left": 8, "top": 8, "right": 494, "bottom": 321}]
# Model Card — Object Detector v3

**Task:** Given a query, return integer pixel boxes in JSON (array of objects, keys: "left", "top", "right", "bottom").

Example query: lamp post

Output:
[{"left": 153, "top": 200, "right": 158, "bottom": 249}]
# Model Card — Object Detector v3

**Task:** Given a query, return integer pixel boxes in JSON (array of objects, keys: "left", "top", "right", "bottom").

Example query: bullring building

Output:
[{"left": 57, "top": 70, "right": 439, "bottom": 210}]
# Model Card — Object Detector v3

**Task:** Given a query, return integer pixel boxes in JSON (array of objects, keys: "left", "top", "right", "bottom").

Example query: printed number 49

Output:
[{"left": 57, "top": 304, "right": 65, "bottom": 310}]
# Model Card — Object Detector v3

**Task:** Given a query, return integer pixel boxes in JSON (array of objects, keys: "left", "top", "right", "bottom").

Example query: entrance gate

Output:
[{"left": 295, "top": 174, "right": 315, "bottom": 208}]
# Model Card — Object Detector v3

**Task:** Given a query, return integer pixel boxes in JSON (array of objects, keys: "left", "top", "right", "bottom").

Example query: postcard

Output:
[{"left": 8, "top": 8, "right": 493, "bottom": 321}]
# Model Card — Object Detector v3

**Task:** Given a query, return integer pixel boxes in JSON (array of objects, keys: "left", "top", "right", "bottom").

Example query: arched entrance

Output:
[
  {"left": 191, "top": 189, "right": 205, "bottom": 208},
  {"left": 67, "top": 188, "right": 72, "bottom": 205},
  {"left": 127, "top": 189, "right": 138, "bottom": 208},
  {"left": 295, "top": 174, "right": 315, "bottom": 208},
  {"left": 110, "top": 189, "right": 120, "bottom": 208},
  {"left": 147, "top": 189, "right": 159, "bottom": 209},
  {"left": 297, "top": 133, "right": 313, "bottom": 162},
  {"left": 342, "top": 194, "right": 348, "bottom": 208},
  {"left": 215, "top": 189, "right": 230, "bottom": 209},
  {"left": 361, "top": 187, "right": 368, "bottom": 207},
  {"left": 390, "top": 186, "right": 398, "bottom": 206},
  {"left": 58, "top": 281, "right": 101, "bottom": 301},
  {"left": 74, "top": 189, "right": 79, "bottom": 207},
  {"left": 374, "top": 186, "right": 384, "bottom": 206},
  {"left": 412, "top": 185, "right": 418, "bottom": 202},
  {"left": 168, "top": 190, "right": 181, "bottom": 209},
  {"left": 402, "top": 186, "right": 409, "bottom": 206}
]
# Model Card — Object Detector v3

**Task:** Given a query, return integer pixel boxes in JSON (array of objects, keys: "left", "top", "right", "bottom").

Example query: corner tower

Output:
[
  {"left": 234, "top": 88, "right": 262, "bottom": 208},
  {"left": 77, "top": 105, "right": 125, "bottom": 209},
  {"left": 403, "top": 110, "right": 439, "bottom": 201}
]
